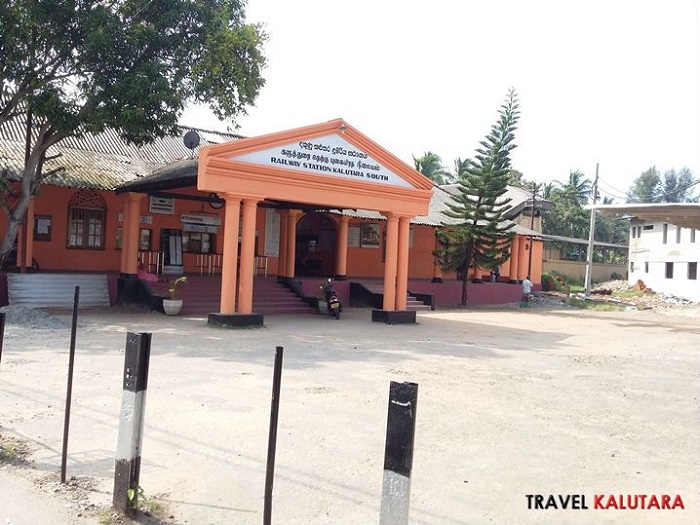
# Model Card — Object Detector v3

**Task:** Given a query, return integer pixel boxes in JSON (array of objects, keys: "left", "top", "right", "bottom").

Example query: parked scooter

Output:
[{"left": 321, "top": 278, "right": 342, "bottom": 319}]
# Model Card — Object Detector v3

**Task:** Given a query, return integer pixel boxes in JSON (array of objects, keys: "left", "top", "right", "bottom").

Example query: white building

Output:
[{"left": 595, "top": 203, "right": 700, "bottom": 301}]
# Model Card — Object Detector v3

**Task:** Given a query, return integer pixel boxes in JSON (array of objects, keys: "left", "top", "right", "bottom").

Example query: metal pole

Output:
[
  {"left": 380, "top": 381, "right": 418, "bottom": 525},
  {"left": 0, "top": 312, "right": 5, "bottom": 367},
  {"left": 113, "top": 332, "right": 152, "bottom": 514},
  {"left": 263, "top": 346, "right": 284, "bottom": 525},
  {"left": 585, "top": 164, "right": 600, "bottom": 297},
  {"left": 60, "top": 285, "right": 80, "bottom": 483}
]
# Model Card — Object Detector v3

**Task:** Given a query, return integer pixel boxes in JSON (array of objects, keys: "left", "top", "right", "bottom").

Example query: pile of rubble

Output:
[{"left": 583, "top": 280, "right": 697, "bottom": 310}]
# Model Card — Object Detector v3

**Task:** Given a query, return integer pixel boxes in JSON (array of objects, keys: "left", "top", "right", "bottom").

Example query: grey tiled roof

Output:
[
  {"left": 0, "top": 118, "right": 242, "bottom": 190},
  {"left": 336, "top": 184, "right": 543, "bottom": 234}
]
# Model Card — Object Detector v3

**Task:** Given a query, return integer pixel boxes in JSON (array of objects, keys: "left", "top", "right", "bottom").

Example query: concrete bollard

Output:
[
  {"left": 379, "top": 381, "right": 418, "bottom": 525},
  {"left": 113, "top": 332, "right": 152, "bottom": 514}
]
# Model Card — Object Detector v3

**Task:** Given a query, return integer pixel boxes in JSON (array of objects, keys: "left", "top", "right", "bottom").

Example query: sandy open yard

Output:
[{"left": 1, "top": 304, "right": 699, "bottom": 525}]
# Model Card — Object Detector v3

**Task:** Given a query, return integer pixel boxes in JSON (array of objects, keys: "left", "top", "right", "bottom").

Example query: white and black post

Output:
[
  {"left": 380, "top": 381, "right": 418, "bottom": 525},
  {"left": 113, "top": 332, "right": 152, "bottom": 514}
]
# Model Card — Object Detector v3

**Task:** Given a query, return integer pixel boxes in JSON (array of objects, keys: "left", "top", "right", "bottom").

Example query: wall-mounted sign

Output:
[
  {"left": 150, "top": 196, "right": 175, "bottom": 214},
  {"left": 182, "top": 223, "right": 219, "bottom": 233},
  {"left": 232, "top": 133, "right": 412, "bottom": 188},
  {"left": 180, "top": 214, "right": 222, "bottom": 226}
]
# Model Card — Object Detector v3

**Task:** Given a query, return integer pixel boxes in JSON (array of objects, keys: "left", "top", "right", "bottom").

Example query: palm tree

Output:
[
  {"left": 413, "top": 151, "right": 452, "bottom": 185},
  {"left": 453, "top": 157, "right": 471, "bottom": 181},
  {"left": 558, "top": 171, "right": 592, "bottom": 204}
]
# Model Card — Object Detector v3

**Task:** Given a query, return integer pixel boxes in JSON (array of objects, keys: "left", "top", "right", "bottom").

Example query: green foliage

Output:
[
  {"left": 127, "top": 486, "right": 145, "bottom": 511},
  {"left": 0, "top": 435, "right": 29, "bottom": 463},
  {"left": 436, "top": 89, "right": 519, "bottom": 305},
  {"left": 413, "top": 151, "right": 453, "bottom": 185},
  {"left": 569, "top": 298, "right": 625, "bottom": 311},
  {"left": 541, "top": 272, "right": 571, "bottom": 294},
  {"left": 0, "top": 0, "right": 267, "bottom": 262},
  {"left": 541, "top": 169, "right": 629, "bottom": 261},
  {"left": 626, "top": 166, "right": 698, "bottom": 203}
]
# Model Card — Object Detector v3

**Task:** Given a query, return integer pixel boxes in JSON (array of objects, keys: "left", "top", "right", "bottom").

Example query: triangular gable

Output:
[
  {"left": 202, "top": 119, "right": 433, "bottom": 191},
  {"left": 197, "top": 119, "right": 433, "bottom": 216}
]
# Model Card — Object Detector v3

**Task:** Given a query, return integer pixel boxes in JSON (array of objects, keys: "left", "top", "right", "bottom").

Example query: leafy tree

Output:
[
  {"left": 0, "top": 0, "right": 267, "bottom": 265},
  {"left": 558, "top": 170, "right": 593, "bottom": 204},
  {"left": 626, "top": 167, "right": 661, "bottom": 203},
  {"left": 626, "top": 166, "right": 697, "bottom": 203},
  {"left": 661, "top": 168, "right": 698, "bottom": 202},
  {"left": 541, "top": 188, "right": 590, "bottom": 258},
  {"left": 413, "top": 151, "right": 453, "bottom": 185},
  {"left": 453, "top": 157, "right": 471, "bottom": 181},
  {"left": 435, "top": 88, "right": 519, "bottom": 305}
]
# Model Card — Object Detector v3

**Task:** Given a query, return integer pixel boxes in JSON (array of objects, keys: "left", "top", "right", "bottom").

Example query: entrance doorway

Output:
[{"left": 295, "top": 213, "right": 337, "bottom": 276}]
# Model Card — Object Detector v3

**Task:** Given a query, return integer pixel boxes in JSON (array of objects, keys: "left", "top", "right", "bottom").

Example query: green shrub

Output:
[
  {"left": 542, "top": 272, "right": 571, "bottom": 294},
  {"left": 610, "top": 272, "right": 624, "bottom": 281}
]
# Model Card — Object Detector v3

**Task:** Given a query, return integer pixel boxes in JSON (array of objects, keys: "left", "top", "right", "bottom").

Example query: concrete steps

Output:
[
  {"left": 172, "top": 276, "right": 316, "bottom": 316},
  {"left": 353, "top": 281, "right": 432, "bottom": 311}
]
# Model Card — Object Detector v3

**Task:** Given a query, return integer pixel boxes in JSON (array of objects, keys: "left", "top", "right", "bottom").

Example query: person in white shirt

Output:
[{"left": 520, "top": 276, "right": 533, "bottom": 307}]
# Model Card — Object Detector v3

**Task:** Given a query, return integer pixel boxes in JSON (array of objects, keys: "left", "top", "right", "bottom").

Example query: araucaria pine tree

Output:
[{"left": 436, "top": 89, "right": 520, "bottom": 306}]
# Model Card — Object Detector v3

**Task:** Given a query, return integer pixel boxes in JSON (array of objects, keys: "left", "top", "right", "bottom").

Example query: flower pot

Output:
[{"left": 163, "top": 298, "right": 183, "bottom": 316}]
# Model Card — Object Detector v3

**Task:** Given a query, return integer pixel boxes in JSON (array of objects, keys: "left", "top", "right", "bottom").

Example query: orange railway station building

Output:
[{"left": 1, "top": 119, "right": 544, "bottom": 327}]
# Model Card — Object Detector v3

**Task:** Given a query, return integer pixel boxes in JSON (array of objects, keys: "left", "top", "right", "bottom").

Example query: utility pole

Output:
[
  {"left": 527, "top": 182, "right": 538, "bottom": 277},
  {"left": 584, "top": 164, "right": 599, "bottom": 297}
]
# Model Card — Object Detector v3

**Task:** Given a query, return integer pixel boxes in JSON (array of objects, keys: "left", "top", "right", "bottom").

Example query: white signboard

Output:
[
  {"left": 233, "top": 134, "right": 412, "bottom": 188},
  {"left": 150, "top": 196, "right": 174, "bottom": 214},
  {"left": 180, "top": 214, "right": 222, "bottom": 226}
]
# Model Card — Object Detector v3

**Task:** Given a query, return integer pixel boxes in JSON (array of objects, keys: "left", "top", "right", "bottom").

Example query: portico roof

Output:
[{"left": 593, "top": 203, "right": 700, "bottom": 230}]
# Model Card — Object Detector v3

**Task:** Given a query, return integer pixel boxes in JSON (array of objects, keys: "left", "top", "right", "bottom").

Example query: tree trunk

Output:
[{"left": 0, "top": 120, "right": 60, "bottom": 266}]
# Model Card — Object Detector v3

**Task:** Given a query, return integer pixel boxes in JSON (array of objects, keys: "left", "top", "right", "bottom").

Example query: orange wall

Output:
[{"left": 0, "top": 185, "right": 541, "bottom": 283}]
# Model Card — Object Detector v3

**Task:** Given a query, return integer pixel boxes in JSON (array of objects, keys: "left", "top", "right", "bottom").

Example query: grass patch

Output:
[
  {"left": 0, "top": 435, "right": 30, "bottom": 463},
  {"left": 613, "top": 288, "right": 647, "bottom": 299},
  {"left": 569, "top": 298, "right": 626, "bottom": 311}
]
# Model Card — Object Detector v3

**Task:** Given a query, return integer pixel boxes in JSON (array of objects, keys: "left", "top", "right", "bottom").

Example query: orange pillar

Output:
[
  {"left": 119, "top": 197, "right": 130, "bottom": 274},
  {"left": 285, "top": 210, "right": 301, "bottom": 278},
  {"left": 238, "top": 198, "right": 260, "bottom": 313},
  {"left": 336, "top": 215, "right": 349, "bottom": 278},
  {"left": 518, "top": 236, "right": 529, "bottom": 280},
  {"left": 220, "top": 195, "right": 241, "bottom": 314},
  {"left": 395, "top": 216, "right": 411, "bottom": 310},
  {"left": 432, "top": 228, "right": 443, "bottom": 283},
  {"left": 530, "top": 238, "right": 543, "bottom": 284},
  {"left": 509, "top": 235, "right": 521, "bottom": 283},
  {"left": 277, "top": 210, "right": 288, "bottom": 278},
  {"left": 125, "top": 193, "right": 144, "bottom": 275},
  {"left": 24, "top": 198, "right": 35, "bottom": 269},
  {"left": 382, "top": 214, "right": 399, "bottom": 311}
]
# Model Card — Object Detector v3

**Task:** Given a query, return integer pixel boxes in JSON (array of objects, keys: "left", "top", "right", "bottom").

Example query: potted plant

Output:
[{"left": 162, "top": 276, "right": 187, "bottom": 315}]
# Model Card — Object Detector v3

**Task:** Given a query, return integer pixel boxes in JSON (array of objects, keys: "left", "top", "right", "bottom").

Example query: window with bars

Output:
[
  {"left": 68, "top": 208, "right": 106, "bottom": 249},
  {"left": 183, "top": 232, "right": 215, "bottom": 254}
]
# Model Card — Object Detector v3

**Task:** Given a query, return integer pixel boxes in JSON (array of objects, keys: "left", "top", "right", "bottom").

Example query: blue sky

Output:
[{"left": 182, "top": 0, "right": 699, "bottom": 201}]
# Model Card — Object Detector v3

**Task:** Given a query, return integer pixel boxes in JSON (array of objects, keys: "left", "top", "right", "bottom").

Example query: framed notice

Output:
[
  {"left": 33, "top": 215, "right": 52, "bottom": 241},
  {"left": 348, "top": 226, "right": 361, "bottom": 247},
  {"left": 361, "top": 223, "right": 380, "bottom": 248}
]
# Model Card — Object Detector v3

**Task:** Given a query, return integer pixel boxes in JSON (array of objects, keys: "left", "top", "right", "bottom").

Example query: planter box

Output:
[{"left": 163, "top": 298, "right": 183, "bottom": 315}]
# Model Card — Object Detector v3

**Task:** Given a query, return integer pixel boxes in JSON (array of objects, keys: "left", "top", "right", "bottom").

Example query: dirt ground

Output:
[{"left": 1, "top": 303, "right": 699, "bottom": 525}]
